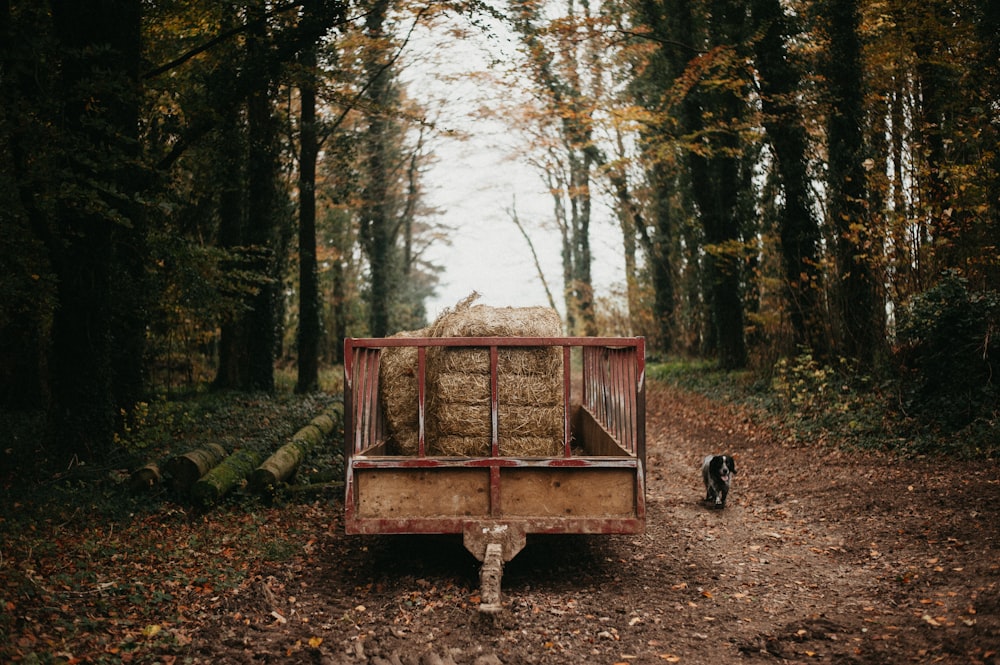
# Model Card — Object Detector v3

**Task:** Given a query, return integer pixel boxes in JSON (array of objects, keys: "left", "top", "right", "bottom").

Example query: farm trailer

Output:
[{"left": 343, "top": 336, "right": 646, "bottom": 614}]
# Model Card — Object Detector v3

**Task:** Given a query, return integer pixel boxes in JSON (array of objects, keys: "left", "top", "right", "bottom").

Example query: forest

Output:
[{"left": 1, "top": 0, "right": 997, "bottom": 466}]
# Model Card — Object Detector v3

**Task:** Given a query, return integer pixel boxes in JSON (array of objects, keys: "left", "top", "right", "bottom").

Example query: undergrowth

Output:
[
  {"left": 649, "top": 356, "right": 998, "bottom": 459},
  {"left": 0, "top": 368, "right": 346, "bottom": 663}
]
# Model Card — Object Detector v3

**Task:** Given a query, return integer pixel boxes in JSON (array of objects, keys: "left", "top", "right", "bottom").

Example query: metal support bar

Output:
[
  {"left": 478, "top": 543, "right": 504, "bottom": 615},
  {"left": 463, "top": 522, "right": 527, "bottom": 616}
]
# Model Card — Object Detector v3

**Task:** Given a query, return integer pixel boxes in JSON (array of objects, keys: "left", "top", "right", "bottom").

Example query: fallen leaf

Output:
[{"left": 308, "top": 636, "right": 323, "bottom": 648}]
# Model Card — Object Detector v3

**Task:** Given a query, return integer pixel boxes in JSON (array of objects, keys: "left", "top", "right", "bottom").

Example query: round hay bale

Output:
[
  {"left": 379, "top": 329, "right": 428, "bottom": 455},
  {"left": 497, "top": 405, "right": 564, "bottom": 437},
  {"left": 431, "top": 371, "right": 562, "bottom": 407},
  {"left": 429, "top": 404, "right": 493, "bottom": 437},
  {"left": 499, "top": 373, "right": 563, "bottom": 406},
  {"left": 426, "top": 402, "right": 563, "bottom": 443},
  {"left": 433, "top": 371, "right": 492, "bottom": 402},
  {"left": 429, "top": 303, "right": 563, "bottom": 338},
  {"left": 498, "top": 347, "right": 563, "bottom": 376},
  {"left": 379, "top": 296, "right": 568, "bottom": 457},
  {"left": 428, "top": 347, "right": 562, "bottom": 377},
  {"left": 421, "top": 299, "right": 566, "bottom": 456}
]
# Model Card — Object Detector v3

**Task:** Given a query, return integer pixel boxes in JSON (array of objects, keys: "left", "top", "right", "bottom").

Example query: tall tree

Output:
[
  {"left": 976, "top": 0, "right": 1000, "bottom": 290},
  {"left": 0, "top": 2, "right": 58, "bottom": 410},
  {"left": 822, "top": 0, "right": 883, "bottom": 364},
  {"left": 358, "top": 0, "right": 397, "bottom": 338},
  {"left": 242, "top": 0, "right": 282, "bottom": 393},
  {"left": 750, "top": 0, "right": 827, "bottom": 355},
  {"left": 46, "top": 0, "right": 146, "bottom": 459},
  {"left": 680, "top": 0, "right": 750, "bottom": 369},
  {"left": 625, "top": 0, "right": 687, "bottom": 353},
  {"left": 296, "top": 42, "right": 322, "bottom": 393},
  {"left": 509, "top": 0, "right": 599, "bottom": 335}
]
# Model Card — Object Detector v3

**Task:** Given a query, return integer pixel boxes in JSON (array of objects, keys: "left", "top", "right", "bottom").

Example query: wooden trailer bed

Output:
[{"left": 343, "top": 336, "right": 646, "bottom": 612}]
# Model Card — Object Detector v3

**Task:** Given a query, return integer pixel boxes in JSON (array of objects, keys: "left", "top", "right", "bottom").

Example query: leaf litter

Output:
[{"left": 2, "top": 383, "right": 999, "bottom": 663}]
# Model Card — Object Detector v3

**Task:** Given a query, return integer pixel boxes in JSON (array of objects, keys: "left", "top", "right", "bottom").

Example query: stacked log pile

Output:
[{"left": 129, "top": 401, "right": 343, "bottom": 506}]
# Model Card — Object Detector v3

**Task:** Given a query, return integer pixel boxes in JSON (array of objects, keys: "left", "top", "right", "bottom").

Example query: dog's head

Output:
[{"left": 710, "top": 455, "right": 736, "bottom": 483}]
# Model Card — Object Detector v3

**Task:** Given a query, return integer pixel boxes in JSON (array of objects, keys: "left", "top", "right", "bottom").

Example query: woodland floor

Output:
[{"left": 2, "top": 382, "right": 1000, "bottom": 664}]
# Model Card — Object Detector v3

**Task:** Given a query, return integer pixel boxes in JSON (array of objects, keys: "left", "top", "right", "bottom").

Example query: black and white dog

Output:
[{"left": 702, "top": 454, "right": 737, "bottom": 509}]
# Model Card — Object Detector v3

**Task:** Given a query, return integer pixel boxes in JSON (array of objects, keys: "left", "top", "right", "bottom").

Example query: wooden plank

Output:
[
  {"left": 355, "top": 469, "right": 489, "bottom": 518},
  {"left": 574, "top": 406, "right": 631, "bottom": 456},
  {"left": 500, "top": 468, "right": 636, "bottom": 517}
]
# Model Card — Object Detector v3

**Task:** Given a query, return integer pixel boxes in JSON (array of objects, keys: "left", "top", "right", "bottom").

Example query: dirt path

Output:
[{"left": 191, "top": 383, "right": 1000, "bottom": 664}]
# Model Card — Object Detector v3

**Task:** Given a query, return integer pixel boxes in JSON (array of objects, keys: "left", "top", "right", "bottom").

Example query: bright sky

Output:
[{"left": 401, "top": 14, "right": 625, "bottom": 322}]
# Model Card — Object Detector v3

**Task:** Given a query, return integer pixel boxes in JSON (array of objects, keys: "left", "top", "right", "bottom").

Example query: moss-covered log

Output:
[
  {"left": 250, "top": 425, "right": 324, "bottom": 494},
  {"left": 192, "top": 448, "right": 263, "bottom": 505},
  {"left": 164, "top": 443, "right": 227, "bottom": 492},
  {"left": 129, "top": 462, "right": 162, "bottom": 493},
  {"left": 250, "top": 403, "right": 343, "bottom": 495},
  {"left": 309, "top": 401, "right": 344, "bottom": 437}
]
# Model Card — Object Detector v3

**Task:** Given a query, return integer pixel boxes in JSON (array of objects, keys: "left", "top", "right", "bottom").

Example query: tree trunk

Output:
[
  {"left": 296, "top": 44, "right": 321, "bottom": 394},
  {"left": 976, "top": 0, "right": 1000, "bottom": 291},
  {"left": 610, "top": 130, "right": 642, "bottom": 336},
  {"left": 129, "top": 462, "right": 162, "bottom": 493},
  {"left": 192, "top": 448, "right": 264, "bottom": 505},
  {"left": 824, "top": 0, "right": 882, "bottom": 364},
  {"left": 250, "top": 424, "right": 324, "bottom": 494},
  {"left": 510, "top": 0, "right": 598, "bottom": 336},
  {"left": 683, "top": 0, "right": 749, "bottom": 370},
  {"left": 214, "top": 85, "right": 249, "bottom": 390},
  {"left": 243, "top": 0, "right": 278, "bottom": 392},
  {"left": 48, "top": 0, "right": 144, "bottom": 461},
  {"left": 359, "top": 0, "right": 395, "bottom": 338},
  {"left": 750, "top": 0, "right": 827, "bottom": 355}
]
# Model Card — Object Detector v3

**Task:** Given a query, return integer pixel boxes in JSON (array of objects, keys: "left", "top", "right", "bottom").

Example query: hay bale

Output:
[
  {"left": 379, "top": 329, "right": 428, "bottom": 455},
  {"left": 433, "top": 371, "right": 563, "bottom": 406},
  {"left": 425, "top": 298, "right": 565, "bottom": 457},
  {"left": 430, "top": 347, "right": 562, "bottom": 376},
  {"left": 428, "top": 302, "right": 564, "bottom": 338},
  {"left": 376, "top": 294, "right": 568, "bottom": 457}
]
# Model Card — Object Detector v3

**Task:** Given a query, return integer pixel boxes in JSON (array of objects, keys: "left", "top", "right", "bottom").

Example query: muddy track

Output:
[{"left": 191, "top": 383, "right": 1000, "bottom": 664}]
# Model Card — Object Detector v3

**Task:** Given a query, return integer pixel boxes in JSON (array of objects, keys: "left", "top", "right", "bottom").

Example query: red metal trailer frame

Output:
[{"left": 343, "top": 336, "right": 646, "bottom": 612}]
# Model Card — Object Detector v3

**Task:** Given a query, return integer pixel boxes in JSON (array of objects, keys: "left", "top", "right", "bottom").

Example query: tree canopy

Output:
[{"left": 0, "top": 0, "right": 996, "bottom": 462}]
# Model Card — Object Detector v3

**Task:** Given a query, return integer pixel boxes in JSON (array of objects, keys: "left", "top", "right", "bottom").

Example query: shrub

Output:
[{"left": 895, "top": 272, "right": 999, "bottom": 430}]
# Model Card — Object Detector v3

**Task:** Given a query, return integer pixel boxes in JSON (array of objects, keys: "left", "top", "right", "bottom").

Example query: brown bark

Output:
[
  {"left": 250, "top": 424, "right": 323, "bottom": 494},
  {"left": 129, "top": 462, "right": 162, "bottom": 493},
  {"left": 164, "top": 443, "right": 227, "bottom": 492}
]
